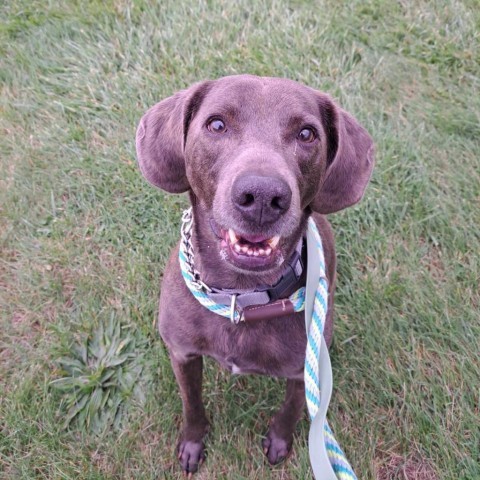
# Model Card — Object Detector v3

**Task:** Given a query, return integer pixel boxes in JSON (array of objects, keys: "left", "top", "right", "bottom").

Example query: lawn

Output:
[{"left": 1, "top": 1, "right": 479, "bottom": 479}]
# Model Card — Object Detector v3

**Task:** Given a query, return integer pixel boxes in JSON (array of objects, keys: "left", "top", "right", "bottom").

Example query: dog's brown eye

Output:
[
  {"left": 298, "top": 127, "right": 316, "bottom": 143},
  {"left": 207, "top": 118, "right": 226, "bottom": 133}
]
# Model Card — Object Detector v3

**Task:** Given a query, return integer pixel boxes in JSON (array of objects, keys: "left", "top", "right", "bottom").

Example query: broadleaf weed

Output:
[{"left": 51, "top": 314, "right": 149, "bottom": 433}]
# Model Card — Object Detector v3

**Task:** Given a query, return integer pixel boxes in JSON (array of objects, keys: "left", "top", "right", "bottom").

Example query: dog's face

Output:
[{"left": 136, "top": 75, "right": 374, "bottom": 273}]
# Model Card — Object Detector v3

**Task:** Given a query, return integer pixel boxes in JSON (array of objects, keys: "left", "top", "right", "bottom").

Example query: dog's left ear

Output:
[
  {"left": 311, "top": 94, "right": 375, "bottom": 214},
  {"left": 136, "top": 81, "right": 212, "bottom": 193}
]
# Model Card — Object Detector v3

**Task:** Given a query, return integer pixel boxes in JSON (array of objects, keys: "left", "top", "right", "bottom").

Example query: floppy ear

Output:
[
  {"left": 135, "top": 81, "right": 212, "bottom": 193},
  {"left": 311, "top": 94, "right": 375, "bottom": 214}
]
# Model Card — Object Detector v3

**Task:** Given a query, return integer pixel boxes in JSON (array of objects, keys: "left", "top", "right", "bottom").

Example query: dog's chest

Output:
[{"left": 206, "top": 313, "right": 307, "bottom": 380}]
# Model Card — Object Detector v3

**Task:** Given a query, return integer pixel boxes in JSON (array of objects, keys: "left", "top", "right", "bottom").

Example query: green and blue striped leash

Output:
[{"left": 179, "top": 208, "right": 357, "bottom": 479}]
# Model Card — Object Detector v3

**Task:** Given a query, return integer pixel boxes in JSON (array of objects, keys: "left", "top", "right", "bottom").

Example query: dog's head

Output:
[{"left": 136, "top": 75, "right": 374, "bottom": 274}]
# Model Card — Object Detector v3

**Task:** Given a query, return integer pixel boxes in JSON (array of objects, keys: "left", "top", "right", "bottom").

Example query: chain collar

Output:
[{"left": 180, "top": 208, "right": 212, "bottom": 293}]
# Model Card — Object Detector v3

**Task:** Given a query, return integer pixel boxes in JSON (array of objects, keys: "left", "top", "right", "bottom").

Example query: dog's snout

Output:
[{"left": 231, "top": 174, "right": 292, "bottom": 225}]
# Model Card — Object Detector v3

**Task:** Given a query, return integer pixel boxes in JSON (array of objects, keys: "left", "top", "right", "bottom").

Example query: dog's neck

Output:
[{"left": 189, "top": 201, "right": 309, "bottom": 291}]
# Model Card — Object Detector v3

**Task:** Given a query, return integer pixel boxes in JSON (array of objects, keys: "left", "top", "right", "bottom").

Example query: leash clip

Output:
[{"left": 230, "top": 294, "right": 243, "bottom": 324}]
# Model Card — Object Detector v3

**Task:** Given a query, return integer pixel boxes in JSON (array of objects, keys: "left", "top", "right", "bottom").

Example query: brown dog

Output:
[{"left": 136, "top": 75, "right": 374, "bottom": 475}]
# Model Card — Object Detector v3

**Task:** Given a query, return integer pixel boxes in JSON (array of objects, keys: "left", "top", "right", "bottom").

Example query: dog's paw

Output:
[
  {"left": 177, "top": 440, "right": 206, "bottom": 476},
  {"left": 262, "top": 431, "right": 292, "bottom": 465}
]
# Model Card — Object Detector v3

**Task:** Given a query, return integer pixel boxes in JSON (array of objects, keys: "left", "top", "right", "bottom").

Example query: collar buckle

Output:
[
  {"left": 230, "top": 294, "right": 243, "bottom": 324},
  {"left": 265, "top": 241, "right": 305, "bottom": 302}
]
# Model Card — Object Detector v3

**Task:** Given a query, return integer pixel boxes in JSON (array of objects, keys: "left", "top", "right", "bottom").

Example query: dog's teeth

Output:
[
  {"left": 247, "top": 248, "right": 254, "bottom": 256},
  {"left": 253, "top": 250, "right": 259, "bottom": 256},
  {"left": 267, "top": 235, "right": 281, "bottom": 248},
  {"left": 265, "top": 247, "right": 272, "bottom": 256},
  {"left": 228, "top": 228, "right": 238, "bottom": 244},
  {"left": 241, "top": 246, "right": 249, "bottom": 253},
  {"left": 234, "top": 243, "right": 242, "bottom": 253},
  {"left": 258, "top": 248, "right": 265, "bottom": 256}
]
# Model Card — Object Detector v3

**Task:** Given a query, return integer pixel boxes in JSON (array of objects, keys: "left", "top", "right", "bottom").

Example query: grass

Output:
[{"left": 1, "top": 0, "right": 479, "bottom": 478}]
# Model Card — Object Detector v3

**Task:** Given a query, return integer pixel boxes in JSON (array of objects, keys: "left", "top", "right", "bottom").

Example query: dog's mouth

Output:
[
  {"left": 224, "top": 228, "right": 280, "bottom": 257},
  {"left": 219, "top": 228, "right": 282, "bottom": 270}
]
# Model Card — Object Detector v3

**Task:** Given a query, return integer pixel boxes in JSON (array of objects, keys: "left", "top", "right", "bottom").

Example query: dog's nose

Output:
[{"left": 231, "top": 174, "right": 292, "bottom": 225}]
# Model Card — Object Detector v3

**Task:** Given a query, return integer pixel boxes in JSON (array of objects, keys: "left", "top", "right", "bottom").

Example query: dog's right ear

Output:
[{"left": 136, "top": 81, "right": 212, "bottom": 193}]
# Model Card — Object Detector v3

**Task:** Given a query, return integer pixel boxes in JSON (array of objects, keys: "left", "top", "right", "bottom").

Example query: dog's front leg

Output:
[
  {"left": 170, "top": 353, "right": 210, "bottom": 475},
  {"left": 262, "top": 378, "right": 305, "bottom": 465}
]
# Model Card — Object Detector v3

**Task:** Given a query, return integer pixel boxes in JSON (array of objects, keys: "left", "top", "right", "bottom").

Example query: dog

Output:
[{"left": 136, "top": 74, "right": 374, "bottom": 475}]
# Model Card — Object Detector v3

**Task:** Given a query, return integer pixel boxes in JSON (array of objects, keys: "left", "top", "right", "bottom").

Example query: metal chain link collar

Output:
[{"left": 180, "top": 208, "right": 212, "bottom": 293}]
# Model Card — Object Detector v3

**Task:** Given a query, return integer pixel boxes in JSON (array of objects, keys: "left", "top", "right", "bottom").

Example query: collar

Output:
[{"left": 179, "top": 208, "right": 307, "bottom": 323}]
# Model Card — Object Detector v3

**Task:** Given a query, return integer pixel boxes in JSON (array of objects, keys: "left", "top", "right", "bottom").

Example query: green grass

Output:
[{"left": 1, "top": 1, "right": 479, "bottom": 478}]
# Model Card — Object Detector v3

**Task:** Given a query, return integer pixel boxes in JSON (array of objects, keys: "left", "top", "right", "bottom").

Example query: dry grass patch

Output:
[{"left": 377, "top": 452, "right": 438, "bottom": 480}]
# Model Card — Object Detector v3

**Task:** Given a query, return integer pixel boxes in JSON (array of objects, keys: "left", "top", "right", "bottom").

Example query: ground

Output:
[{"left": 1, "top": 1, "right": 479, "bottom": 478}]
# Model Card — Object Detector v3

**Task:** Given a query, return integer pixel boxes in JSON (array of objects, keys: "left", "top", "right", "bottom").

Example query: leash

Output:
[
  {"left": 304, "top": 217, "right": 357, "bottom": 480},
  {"left": 178, "top": 208, "right": 357, "bottom": 479}
]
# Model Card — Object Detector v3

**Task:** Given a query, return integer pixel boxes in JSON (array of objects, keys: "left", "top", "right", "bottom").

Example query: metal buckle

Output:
[{"left": 230, "top": 294, "right": 243, "bottom": 324}]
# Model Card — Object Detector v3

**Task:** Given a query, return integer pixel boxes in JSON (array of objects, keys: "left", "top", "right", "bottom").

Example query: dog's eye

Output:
[
  {"left": 207, "top": 118, "right": 226, "bottom": 133},
  {"left": 298, "top": 127, "right": 316, "bottom": 143}
]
